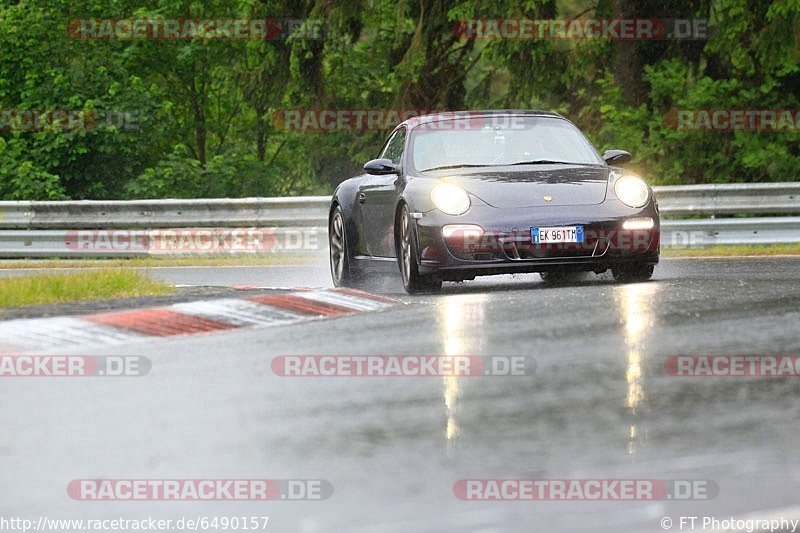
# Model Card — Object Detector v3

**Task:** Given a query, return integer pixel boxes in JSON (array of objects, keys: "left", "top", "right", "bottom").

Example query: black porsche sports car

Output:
[{"left": 329, "top": 110, "right": 660, "bottom": 294}]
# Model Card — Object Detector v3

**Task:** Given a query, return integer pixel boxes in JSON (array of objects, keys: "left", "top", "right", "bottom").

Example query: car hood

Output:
[{"left": 430, "top": 165, "right": 612, "bottom": 208}]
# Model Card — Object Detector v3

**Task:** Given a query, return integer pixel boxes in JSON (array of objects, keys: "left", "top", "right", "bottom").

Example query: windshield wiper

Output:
[
  {"left": 420, "top": 164, "right": 493, "bottom": 172},
  {"left": 508, "top": 160, "right": 579, "bottom": 166}
]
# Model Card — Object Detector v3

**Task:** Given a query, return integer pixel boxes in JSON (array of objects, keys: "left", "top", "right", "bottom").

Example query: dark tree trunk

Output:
[
  {"left": 612, "top": 0, "right": 647, "bottom": 106},
  {"left": 256, "top": 108, "right": 267, "bottom": 162},
  {"left": 189, "top": 78, "right": 207, "bottom": 167}
]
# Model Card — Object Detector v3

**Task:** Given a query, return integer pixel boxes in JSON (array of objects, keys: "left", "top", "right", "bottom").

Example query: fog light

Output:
[
  {"left": 622, "top": 217, "right": 655, "bottom": 230},
  {"left": 443, "top": 224, "right": 484, "bottom": 253},
  {"left": 442, "top": 224, "right": 484, "bottom": 239}
]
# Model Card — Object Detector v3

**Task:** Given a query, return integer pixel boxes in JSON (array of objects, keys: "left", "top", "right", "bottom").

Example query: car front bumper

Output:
[{"left": 413, "top": 201, "right": 660, "bottom": 279}]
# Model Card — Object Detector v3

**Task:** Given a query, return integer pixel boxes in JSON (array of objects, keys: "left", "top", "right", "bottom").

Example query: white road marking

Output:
[
  {"left": 171, "top": 298, "right": 305, "bottom": 327},
  {"left": 0, "top": 317, "right": 149, "bottom": 353},
  {"left": 294, "top": 290, "right": 393, "bottom": 311}
]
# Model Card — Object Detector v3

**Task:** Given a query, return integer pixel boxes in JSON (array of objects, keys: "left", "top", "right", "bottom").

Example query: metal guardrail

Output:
[
  {"left": 654, "top": 182, "right": 800, "bottom": 216},
  {"left": 661, "top": 217, "right": 800, "bottom": 247},
  {"left": 0, "top": 183, "right": 797, "bottom": 257},
  {"left": 0, "top": 197, "right": 331, "bottom": 229},
  {"left": 0, "top": 227, "right": 326, "bottom": 258}
]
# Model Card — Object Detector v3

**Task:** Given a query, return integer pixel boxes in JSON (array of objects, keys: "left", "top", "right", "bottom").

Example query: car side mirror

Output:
[
  {"left": 602, "top": 150, "right": 632, "bottom": 165},
  {"left": 364, "top": 158, "right": 400, "bottom": 175}
]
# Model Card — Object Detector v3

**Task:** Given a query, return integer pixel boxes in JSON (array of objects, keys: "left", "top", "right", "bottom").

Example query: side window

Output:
[{"left": 380, "top": 128, "right": 406, "bottom": 165}]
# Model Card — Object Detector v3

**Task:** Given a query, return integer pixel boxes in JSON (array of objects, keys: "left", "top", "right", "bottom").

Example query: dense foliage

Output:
[{"left": 0, "top": 0, "right": 798, "bottom": 200}]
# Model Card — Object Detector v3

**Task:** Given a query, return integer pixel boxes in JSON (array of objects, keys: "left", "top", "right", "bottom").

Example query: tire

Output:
[
  {"left": 398, "top": 205, "right": 442, "bottom": 294},
  {"left": 540, "top": 270, "right": 591, "bottom": 284},
  {"left": 539, "top": 270, "right": 570, "bottom": 284},
  {"left": 329, "top": 206, "right": 357, "bottom": 287},
  {"left": 612, "top": 263, "right": 654, "bottom": 282}
]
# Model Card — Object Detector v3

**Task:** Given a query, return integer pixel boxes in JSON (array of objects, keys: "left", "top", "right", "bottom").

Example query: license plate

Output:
[{"left": 532, "top": 225, "right": 584, "bottom": 244}]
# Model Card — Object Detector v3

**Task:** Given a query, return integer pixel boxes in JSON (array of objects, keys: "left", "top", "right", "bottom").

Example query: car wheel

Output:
[
  {"left": 398, "top": 205, "right": 442, "bottom": 294},
  {"left": 612, "top": 263, "right": 654, "bottom": 282},
  {"left": 329, "top": 206, "right": 356, "bottom": 287}
]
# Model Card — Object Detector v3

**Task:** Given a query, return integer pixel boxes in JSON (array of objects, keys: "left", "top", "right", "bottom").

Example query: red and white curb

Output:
[{"left": 0, "top": 288, "right": 398, "bottom": 353}]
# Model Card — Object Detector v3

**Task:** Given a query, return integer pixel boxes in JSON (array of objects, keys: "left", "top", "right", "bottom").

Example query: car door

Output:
[{"left": 359, "top": 127, "right": 406, "bottom": 258}]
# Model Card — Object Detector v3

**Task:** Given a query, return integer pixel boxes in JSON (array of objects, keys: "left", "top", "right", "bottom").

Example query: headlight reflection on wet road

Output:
[
  {"left": 439, "top": 293, "right": 488, "bottom": 450},
  {"left": 614, "top": 282, "right": 661, "bottom": 455}
]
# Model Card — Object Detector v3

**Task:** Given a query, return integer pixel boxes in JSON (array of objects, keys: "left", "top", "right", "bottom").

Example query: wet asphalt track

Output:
[{"left": 2, "top": 257, "right": 800, "bottom": 532}]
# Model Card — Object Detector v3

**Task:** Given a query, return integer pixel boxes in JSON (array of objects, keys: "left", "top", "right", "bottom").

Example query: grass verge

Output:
[
  {"left": 0, "top": 270, "right": 174, "bottom": 308},
  {"left": 663, "top": 243, "right": 800, "bottom": 257}
]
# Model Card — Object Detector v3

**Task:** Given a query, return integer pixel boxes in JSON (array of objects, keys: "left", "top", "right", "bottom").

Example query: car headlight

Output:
[
  {"left": 614, "top": 176, "right": 650, "bottom": 208},
  {"left": 431, "top": 183, "right": 471, "bottom": 215}
]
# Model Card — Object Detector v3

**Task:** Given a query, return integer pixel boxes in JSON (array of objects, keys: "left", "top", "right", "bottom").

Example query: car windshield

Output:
[{"left": 409, "top": 115, "right": 603, "bottom": 172}]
